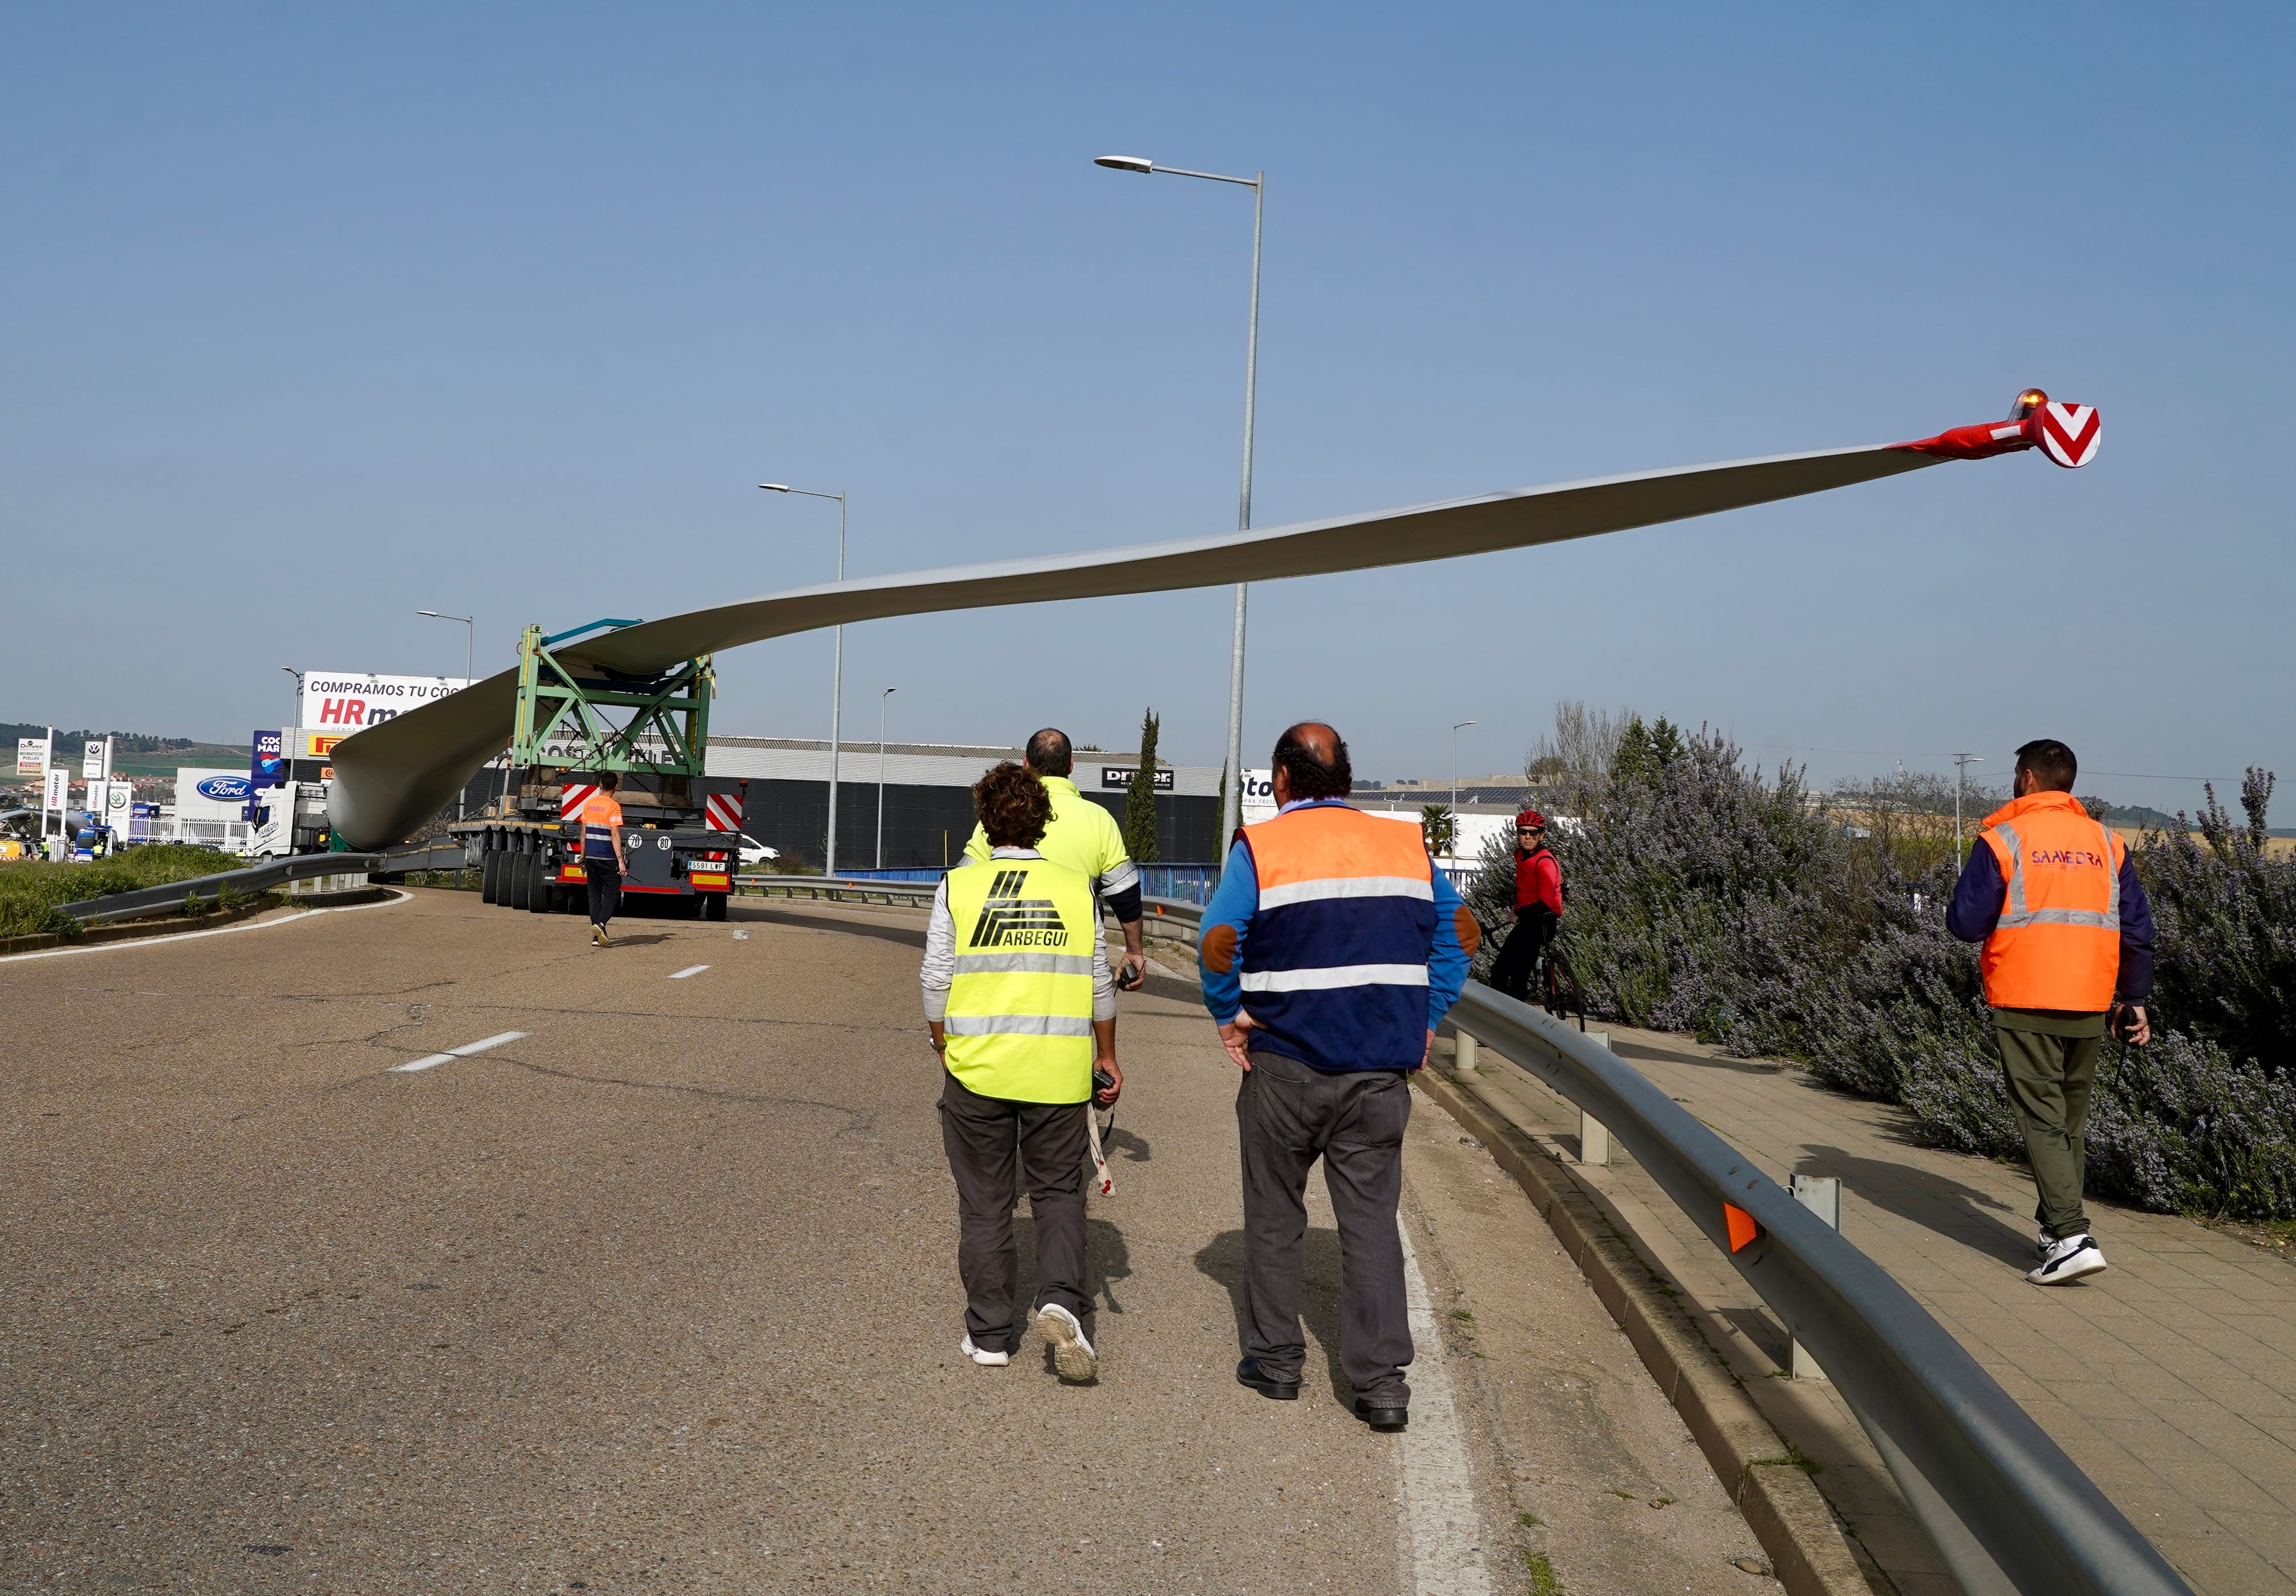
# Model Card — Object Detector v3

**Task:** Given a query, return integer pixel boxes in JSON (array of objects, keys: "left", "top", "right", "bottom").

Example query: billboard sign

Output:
[
  {"left": 251, "top": 730, "right": 286, "bottom": 789},
  {"left": 17, "top": 737, "right": 48, "bottom": 778},
  {"left": 1097, "top": 764, "right": 1174, "bottom": 792},
  {"left": 82, "top": 738, "right": 111, "bottom": 781},
  {"left": 43, "top": 768, "right": 71, "bottom": 814},
  {"left": 299, "top": 671, "right": 470, "bottom": 733},
  {"left": 194, "top": 775, "right": 255, "bottom": 803},
  {"left": 103, "top": 782, "right": 133, "bottom": 826}
]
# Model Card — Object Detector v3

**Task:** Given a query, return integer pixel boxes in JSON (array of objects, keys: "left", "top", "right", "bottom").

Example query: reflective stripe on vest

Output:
[
  {"left": 1238, "top": 804, "right": 1437, "bottom": 1071},
  {"left": 942, "top": 856, "right": 1096, "bottom": 1103},
  {"left": 1977, "top": 795, "right": 2123, "bottom": 1011}
]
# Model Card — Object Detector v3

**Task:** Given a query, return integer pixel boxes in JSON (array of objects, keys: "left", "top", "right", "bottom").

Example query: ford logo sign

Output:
[{"left": 195, "top": 777, "right": 254, "bottom": 801}]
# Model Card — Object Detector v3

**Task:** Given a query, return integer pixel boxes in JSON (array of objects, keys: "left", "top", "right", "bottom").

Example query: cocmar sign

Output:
[{"left": 298, "top": 671, "right": 470, "bottom": 733}]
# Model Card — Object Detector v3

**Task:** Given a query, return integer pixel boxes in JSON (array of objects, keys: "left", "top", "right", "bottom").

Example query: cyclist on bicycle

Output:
[{"left": 1490, "top": 809, "right": 1563, "bottom": 1002}]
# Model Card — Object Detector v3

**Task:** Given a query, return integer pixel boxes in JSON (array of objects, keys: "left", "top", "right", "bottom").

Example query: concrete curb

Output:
[
  {"left": 1413, "top": 1066, "right": 1871, "bottom": 1596},
  {"left": 0, "top": 897, "right": 278, "bottom": 956}
]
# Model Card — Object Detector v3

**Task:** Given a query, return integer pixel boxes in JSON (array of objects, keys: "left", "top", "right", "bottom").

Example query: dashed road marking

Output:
[
  {"left": 668, "top": 964, "right": 710, "bottom": 980},
  {"left": 391, "top": 1030, "right": 529, "bottom": 1074},
  {"left": 1398, "top": 1215, "right": 1494, "bottom": 1595}
]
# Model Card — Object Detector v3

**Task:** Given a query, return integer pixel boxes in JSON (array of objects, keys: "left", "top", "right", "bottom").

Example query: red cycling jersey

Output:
[{"left": 1515, "top": 845, "right": 1563, "bottom": 916}]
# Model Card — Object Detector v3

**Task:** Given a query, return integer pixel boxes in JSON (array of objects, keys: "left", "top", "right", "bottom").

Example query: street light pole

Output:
[
  {"left": 761, "top": 484, "right": 848, "bottom": 874},
  {"left": 1095, "top": 155, "right": 1264, "bottom": 852},
  {"left": 1451, "top": 719, "right": 1477, "bottom": 865},
  {"left": 1953, "top": 753, "right": 1986, "bottom": 851},
  {"left": 280, "top": 667, "right": 303, "bottom": 740},
  {"left": 417, "top": 612, "right": 476, "bottom": 819},
  {"left": 877, "top": 687, "right": 896, "bottom": 870}
]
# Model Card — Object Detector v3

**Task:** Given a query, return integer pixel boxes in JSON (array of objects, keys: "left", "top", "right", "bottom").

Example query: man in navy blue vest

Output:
[{"left": 1197, "top": 722, "right": 1475, "bottom": 1431}]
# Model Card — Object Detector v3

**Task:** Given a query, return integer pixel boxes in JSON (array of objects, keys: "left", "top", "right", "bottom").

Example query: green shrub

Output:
[{"left": 0, "top": 844, "right": 242, "bottom": 940}]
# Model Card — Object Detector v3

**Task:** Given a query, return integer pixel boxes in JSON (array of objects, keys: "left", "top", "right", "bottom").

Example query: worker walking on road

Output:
[
  {"left": 1197, "top": 722, "right": 1474, "bottom": 1431},
  {"left": 1948, "top": 739, "right": 2154, "bottom": 1286},
  {"left": 1488, "top": 809, "right": 1563, "bottom": 1002},
  {"left": 966, "top": 728, "right": 1149, "bottom": 994},
  {"left": 567, "top": 771, "right": 630, "bottom": 948},
  {"left": 925, "top": 761, "right": 1122, "bottom": 1380}
]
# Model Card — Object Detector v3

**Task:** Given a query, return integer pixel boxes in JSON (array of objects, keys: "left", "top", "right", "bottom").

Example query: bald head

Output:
[
  {"left": 1024, "top": 728, "right": 1073, "bottom": 777},
  {"left": 1272, "top": 721, "right": 1351, "bottom": 801}
]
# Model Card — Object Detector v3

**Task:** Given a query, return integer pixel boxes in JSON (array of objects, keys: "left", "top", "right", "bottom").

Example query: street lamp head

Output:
[
  {"left": 1094, "top": 155, "right": 1155, "bottom": 174},
  {"left": 758, "top": 483, "right": 791, "bottom": 493}
]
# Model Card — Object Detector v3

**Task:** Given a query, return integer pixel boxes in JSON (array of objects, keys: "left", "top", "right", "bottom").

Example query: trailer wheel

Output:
[
  {"left": 481, "top": 844, "right": 502, "bottom": 904},
  {"left": 513, "top": 851, "right": 538, "bottom": 912},
  {"left": 703, "top": 892, "right": 728, "bottom": 922},
  {"left": 529, "top": 858, "right": 554, "bottom": 913}
]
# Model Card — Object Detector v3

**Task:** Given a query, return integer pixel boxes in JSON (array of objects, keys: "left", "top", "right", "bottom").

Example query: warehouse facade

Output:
[{"left": 702, "top": 737, "right": 1223, "bottom": 871}]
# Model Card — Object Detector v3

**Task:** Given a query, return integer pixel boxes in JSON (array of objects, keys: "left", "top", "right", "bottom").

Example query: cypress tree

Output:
[{"left": 1123, "top": 708, "right": 1162, "bottom": 863}]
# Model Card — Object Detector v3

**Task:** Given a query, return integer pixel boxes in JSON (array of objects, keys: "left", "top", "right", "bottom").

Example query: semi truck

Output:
[{"left": 447, "top": 620, "right": 743, "bottom": 921}]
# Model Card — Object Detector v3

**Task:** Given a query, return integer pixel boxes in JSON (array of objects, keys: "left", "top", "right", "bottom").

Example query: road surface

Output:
[{"left": 2, "top": 888, "right": 1776, "bottom": 1593}]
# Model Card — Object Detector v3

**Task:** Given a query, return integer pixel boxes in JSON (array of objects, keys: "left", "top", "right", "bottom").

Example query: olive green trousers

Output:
[{"left": 1996, "top": 1026, "right": 2105, "bottom": 1242}]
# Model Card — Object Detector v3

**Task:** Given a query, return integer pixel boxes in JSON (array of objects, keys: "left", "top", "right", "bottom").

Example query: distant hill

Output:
[{"left": 2, "top": 722, "right": 247, "bottom": 780}]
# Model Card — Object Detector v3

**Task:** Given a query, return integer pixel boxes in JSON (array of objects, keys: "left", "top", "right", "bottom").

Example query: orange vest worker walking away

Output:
[{"left": 1948, "top": 740, "right": 2155, "bottom": 1286}]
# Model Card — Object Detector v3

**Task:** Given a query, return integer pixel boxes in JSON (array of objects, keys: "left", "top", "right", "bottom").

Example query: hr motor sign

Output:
[{"left": 299, "top": 671, "right": 471, "bottom": 734}]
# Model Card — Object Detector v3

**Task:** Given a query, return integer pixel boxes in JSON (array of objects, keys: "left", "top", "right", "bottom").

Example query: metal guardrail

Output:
[
  {"left": 1094, "top": 890, "right": 2186, "bottom": 1595},
  {"left": 733, "top": 875, "right": 1214, "bottom": 932},
  {"left": 62, "top": 854, "right": 387, "bottom": 925},
  {"left": 57, "top": 842, "right": 464, "bottom": 926},
  {"left": 1447, "top": 984, "right": 2190, "bottom": 1596}
]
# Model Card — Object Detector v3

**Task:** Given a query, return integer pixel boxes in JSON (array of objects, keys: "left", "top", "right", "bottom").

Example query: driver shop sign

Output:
[{"left": 298, "top": 671, "right": 470, "bottom": 736}]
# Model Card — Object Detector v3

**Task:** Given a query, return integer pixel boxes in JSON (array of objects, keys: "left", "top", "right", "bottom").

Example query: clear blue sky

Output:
[{"left": 5, "top": 5, "right": 2289, "bottom": 815}]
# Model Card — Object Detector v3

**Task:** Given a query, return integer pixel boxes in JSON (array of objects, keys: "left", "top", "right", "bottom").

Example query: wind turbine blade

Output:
[{"left": 328, "top": 439, "right": 1941, "bottom": 846}]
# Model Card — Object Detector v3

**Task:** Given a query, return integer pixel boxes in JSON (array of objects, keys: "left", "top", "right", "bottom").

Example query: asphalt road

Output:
[{"left": 2, "top": 888, "right": 1775, "bottom": 1593}]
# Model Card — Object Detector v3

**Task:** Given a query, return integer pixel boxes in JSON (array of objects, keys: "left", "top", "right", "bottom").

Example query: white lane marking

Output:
[
  {"left": 1397, "top": 1215, "right": 1494, "bottom": 1596},
  {"left": 391, "top": 1030, "right": 529, "bottom": 1074},
  {"left": 668, "top": 964, "right": 710, "bottom": 980},
  {"left": 0, "top": 891, "right": 411, "bottom": 965}
]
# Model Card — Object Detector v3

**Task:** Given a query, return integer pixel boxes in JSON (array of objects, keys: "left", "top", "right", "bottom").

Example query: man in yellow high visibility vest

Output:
[
  {"left": 964, "top": 728, "right": 1147, "bottom": 992},
  {"left": 926, "top": 761, "right": 1122, "bottom": 1380}
]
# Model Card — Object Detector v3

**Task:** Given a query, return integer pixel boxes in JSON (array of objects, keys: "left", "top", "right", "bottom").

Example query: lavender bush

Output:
[{"left": 1471, "top": 722, "right": 2296, "bottom": 1220}]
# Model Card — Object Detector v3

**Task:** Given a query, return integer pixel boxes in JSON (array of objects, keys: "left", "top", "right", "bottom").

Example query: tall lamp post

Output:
[
  {"left": 417, "top": 612, "right": 476, "bottom": 821},
  {"left": 761, "top": 483, "right": 848, "bottom": 874},
  {"left": 279, "top": 667, "right": 304, "bottom": 737},
  {"left": 1953, "top": 753, "right": 1986, "bottom": 850},
  {"left": 877, "top": 687, "right": 897, "bottom": 870},
  {"left": 1451, "top": 719, "right": 1478, "bottom": 866},
  {"left": 1095, "top": 153, "right": 1263, "bottom": 852}
]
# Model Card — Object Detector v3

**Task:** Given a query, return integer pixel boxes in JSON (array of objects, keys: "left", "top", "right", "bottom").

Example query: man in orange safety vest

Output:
[{"left": 1947, "top": 739, "right": 2154, "bottom": 1286}]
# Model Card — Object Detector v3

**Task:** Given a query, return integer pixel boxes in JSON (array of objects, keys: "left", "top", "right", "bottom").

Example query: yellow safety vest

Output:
[
  {"left": 963, "top": 776, "right": 1130, "bottom": 884},
  {"left": 942, "top": 854, "right": 1097, "bottom": 1103}
]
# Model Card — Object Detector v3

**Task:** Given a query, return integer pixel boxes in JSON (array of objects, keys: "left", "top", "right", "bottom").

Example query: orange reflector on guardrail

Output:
[{"left": 1725, "top": 1203, "right": 1760, "bottom": 1253}]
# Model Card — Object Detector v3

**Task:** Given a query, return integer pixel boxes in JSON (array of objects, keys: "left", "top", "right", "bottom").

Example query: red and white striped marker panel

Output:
[
  {"left": 2038, "top": 402, "right": 2100, "bottom": 469},
  {"left": 561, "top": 782, "right": 598, "bottom": 819},
  {"left": 704, "top": 791, "right": 744, "bottom": 832}
]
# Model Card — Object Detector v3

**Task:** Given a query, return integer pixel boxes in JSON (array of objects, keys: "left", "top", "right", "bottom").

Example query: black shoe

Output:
[
  {"left": 1353, "top": 1398, "right": 1409, "bottom": 1432},
  {"left": 1236, "top": 1357, "right": 1299, "bottom": 1400}
]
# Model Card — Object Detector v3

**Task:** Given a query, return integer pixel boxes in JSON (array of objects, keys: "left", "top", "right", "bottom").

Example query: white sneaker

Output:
[
  {"left": 1033, "top": 1302, "right": 1097, "bottom": 1381},
  {"left": 960, "top": 1336, "right": 1009, "bottom": 1367},
  {"left": 2028, "top": 1234, "right": 2108, "bottom": 1286}
]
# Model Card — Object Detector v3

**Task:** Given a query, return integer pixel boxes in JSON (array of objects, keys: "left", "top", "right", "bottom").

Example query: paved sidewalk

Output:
[{"left": 1442, "top": 1025, "right": 2296, "bottom": 1596}]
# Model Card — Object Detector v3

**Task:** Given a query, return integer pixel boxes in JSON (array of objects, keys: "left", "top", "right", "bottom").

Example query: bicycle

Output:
[{"left": 1477, "top": 915, "right": 1588, "bottom": 1031}]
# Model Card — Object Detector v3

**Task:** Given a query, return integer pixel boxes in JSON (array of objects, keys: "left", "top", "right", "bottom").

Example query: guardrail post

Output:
[
  {"left": 1579, "top": 1030, "right": 1613, "bottom": 1164},
  {"left": 1454, "top": 1028, "right": 1478, "bottom": 1074},
  {"left": 1790, "top": 1174, "right": 1841, "bottom": 1380}
]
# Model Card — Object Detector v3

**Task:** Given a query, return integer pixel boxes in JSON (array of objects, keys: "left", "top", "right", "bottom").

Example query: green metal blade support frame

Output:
[{"left": 509, "top": 623, "right": 716, "bottom": 779}]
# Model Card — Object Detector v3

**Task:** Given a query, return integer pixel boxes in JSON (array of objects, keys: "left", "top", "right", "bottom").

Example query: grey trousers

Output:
[
  {"left": 938, "top": 1071, "right": 1090, "bottom": 1350},
  {"left": 1236, "top": 1047, "right": 1414, "bottom": 1406},
  {"left": 1997, "top": 1026, "right": 2104, "bottom": 1242}
]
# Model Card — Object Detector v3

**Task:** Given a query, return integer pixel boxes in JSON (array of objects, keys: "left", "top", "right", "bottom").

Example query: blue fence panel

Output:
[{"left": 828, "top": 862, "right": 1226, "bottom": 905}]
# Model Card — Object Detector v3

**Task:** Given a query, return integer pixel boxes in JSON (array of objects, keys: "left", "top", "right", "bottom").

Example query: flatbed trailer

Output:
[{"left": 445, "top": 619, "right": 741, "bottom": 921}]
